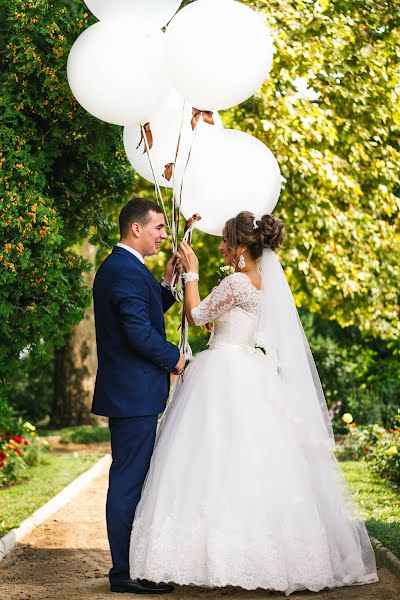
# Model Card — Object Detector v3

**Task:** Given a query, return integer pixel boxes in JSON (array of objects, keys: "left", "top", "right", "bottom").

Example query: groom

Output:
[{"left": 92, "top": 198, "right": 185, "bottom": 594}]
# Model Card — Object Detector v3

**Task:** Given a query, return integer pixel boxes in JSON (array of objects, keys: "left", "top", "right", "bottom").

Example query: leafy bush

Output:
[
  {"left": 301, "top": 310, "right": 400, "bottom": 430},
  {"left": 335, "top": 414, "right": 400, "bottom": 484},
  {"left": 0, "top": 397, "right": 20, "bottom": 436},
  {"left": 369, "top": 426, "right": 400, "bottom": 485},
  {"left": 0, "top": 420, "right": 48, "bottom": 487},
  {"left": 335, "top": 423, "right": 386, "bottom": 461},
  {"left": 0, "top": 0, "right": 135, "bottom": 395},
  {"left": 8, "top": 346, "right": 55, "bottom": 423}
]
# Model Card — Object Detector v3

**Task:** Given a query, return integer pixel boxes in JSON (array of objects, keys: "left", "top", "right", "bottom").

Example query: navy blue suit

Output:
[{"left": 92, "top": 246, "right": 179, "bottom": 584}]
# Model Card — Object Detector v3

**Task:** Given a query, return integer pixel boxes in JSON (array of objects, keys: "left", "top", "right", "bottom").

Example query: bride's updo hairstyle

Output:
[{"left": 224, "top": 211, "right": 285, "bottom": 259}]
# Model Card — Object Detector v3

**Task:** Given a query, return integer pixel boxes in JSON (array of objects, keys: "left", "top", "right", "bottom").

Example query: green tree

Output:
[
  {"left": 224, "top": 0, "right": 400, "bottom": 339},
  {"left": 0, "top": 1, "right": 135, "bottom": 400}
]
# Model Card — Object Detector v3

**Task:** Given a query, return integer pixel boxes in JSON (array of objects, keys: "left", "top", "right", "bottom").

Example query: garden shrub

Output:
[
  {"left": 336, "top": 414, "right": 400, "bottom": 485},
  {"left": 0, "top": 415, "right": 47, "bottom": 487}
]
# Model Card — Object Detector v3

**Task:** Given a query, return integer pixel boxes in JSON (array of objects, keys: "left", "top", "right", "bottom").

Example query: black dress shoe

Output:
[{"left": 110, "top": 578, "right": 174, "bottom": 594}]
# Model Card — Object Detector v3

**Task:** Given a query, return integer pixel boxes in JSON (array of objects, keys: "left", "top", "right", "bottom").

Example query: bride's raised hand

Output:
[{"left": 177, "top": 241, "right": 199, "bottom": 273}]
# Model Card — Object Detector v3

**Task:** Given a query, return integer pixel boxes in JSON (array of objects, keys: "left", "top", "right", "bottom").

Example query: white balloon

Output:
[
  {"left": 84, "top": 0, "right": 182, "bottom": 30},
  {"left": 124, "top": 90, "right": 223, "bottom": 188},
  {"left": 67, "top": 21, "right": 169, "bottom": 126},
  {"left": 180, "top": 128, "right": 281, "bottom": 236},
  {"left": 165, "top": 0, "right": 273, "bottom": 111}
]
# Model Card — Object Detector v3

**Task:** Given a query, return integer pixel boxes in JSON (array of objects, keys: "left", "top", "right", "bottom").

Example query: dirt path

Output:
[{"left": 0, "top": 461, "right": 398, "bottom": 600}]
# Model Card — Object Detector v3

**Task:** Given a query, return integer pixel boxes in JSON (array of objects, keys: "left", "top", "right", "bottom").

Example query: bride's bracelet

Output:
[{"left": 182, "top": 271, "right": 199, "bottom": 283}]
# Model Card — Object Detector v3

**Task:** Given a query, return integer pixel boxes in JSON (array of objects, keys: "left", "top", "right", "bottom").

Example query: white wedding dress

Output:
[{"left": 129, "top": 272, "right": 378, "bottom": 595}]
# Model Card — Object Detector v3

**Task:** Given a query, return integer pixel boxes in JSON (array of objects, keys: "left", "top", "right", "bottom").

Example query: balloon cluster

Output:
[{"left": 67, "top": 0, "right": 281, "bottom": 236}]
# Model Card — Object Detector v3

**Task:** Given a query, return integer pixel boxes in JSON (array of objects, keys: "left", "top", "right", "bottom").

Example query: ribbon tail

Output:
[
  {"left": 163, "top": 162, "right": 174, "bottom": 182},
  {"left": 136, "top": 123, "right": 153, "bottom": 154}
]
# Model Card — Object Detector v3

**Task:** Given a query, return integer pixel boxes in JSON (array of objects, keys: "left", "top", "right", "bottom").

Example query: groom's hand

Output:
[
  {"left": 163, "top": 252, "right": 179, "bottom": 285},
  {"left": 171, "top": 351, "right": 185, "bottom": 375}
]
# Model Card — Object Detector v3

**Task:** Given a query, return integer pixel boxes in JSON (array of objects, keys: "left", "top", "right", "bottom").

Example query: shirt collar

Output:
[{"left": 116, "top": 242, "right": 145, "bottom": 264}]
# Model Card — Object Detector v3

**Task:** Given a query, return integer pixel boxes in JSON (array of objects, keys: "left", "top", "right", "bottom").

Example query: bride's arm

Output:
[
  {"left": 184, "top": 280, "right": 201, "bottom": 326},
  {"left": 177, "top": 242, "right": 244, "bottom": 327}
]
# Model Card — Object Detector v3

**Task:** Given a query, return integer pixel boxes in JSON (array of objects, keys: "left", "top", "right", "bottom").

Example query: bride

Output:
[{"left": 129, "top": 211, "right": 378, "bottom": 595}]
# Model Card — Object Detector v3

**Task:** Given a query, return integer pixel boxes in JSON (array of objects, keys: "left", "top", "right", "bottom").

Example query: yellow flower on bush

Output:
[
  {"left": 385, "top": 446, "right": 398, "bottom": 456},
  {"left": 23, "top": 421, "right": 36, "bottom": 432},
  {"left": 342, "top": 413, "right": 353, "bottom": 424}
]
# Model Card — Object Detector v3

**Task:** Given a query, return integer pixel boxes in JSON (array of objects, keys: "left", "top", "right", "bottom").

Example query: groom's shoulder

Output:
[{"left": 96, "top": 248, "right": 142, "bottom": 281}]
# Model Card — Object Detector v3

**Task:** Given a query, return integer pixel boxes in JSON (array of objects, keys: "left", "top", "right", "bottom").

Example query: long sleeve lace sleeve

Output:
[{"left": 191, "top": 273, "right": 247, "bottom": 326}]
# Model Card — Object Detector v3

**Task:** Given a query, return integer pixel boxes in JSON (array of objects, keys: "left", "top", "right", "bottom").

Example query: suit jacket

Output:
[{"left": 92, "top": 246, "right": 180, "bottom": 417}]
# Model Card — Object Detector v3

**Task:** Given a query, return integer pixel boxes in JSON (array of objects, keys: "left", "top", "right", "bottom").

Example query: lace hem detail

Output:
[
  {"left": 129, "top": 569, "right": 378, "bottom": 596},
  {"left": 130, "top": 513, "right": 378, "bottom": 596}
]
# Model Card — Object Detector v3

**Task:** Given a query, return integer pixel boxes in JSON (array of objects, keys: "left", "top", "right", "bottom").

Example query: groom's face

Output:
[{"left": 138, "top": 210, "right": 168, "bottom": 256}]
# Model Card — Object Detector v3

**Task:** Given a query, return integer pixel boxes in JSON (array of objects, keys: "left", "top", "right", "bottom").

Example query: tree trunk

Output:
[{"left": 51, "top": 240, "right": 100, "bottom": 427}]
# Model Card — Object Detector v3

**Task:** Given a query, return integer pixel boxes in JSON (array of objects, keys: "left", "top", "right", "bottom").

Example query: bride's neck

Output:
[{"left": 236, "top": 259, "right": 258, "bottom": 275}]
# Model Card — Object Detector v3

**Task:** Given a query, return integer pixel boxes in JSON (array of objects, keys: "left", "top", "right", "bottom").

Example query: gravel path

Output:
[{"left": 0, "top": 461, "right": 398, "bottom": 600}]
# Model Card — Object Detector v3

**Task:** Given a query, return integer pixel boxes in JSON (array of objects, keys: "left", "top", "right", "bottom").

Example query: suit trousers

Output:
[{"left": 107, "top": 414, "right": 158, "bottom": 584}]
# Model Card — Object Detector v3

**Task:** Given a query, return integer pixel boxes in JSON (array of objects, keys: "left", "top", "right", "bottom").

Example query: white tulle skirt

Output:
[{"left": 129, "top": 345, "right": 378, "bottom": 595}]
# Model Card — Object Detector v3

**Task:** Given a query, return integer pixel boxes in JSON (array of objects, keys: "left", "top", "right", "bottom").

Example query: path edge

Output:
[
  {"left": 370, "top": 536, "right": 400, "bottom": 581},
  {"left": 0, "top": 452, "right": 111, "bottom": 561}
]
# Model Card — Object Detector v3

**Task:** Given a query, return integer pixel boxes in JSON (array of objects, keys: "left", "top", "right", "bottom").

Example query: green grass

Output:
[
  {"left": 0, "top": 451, "right": 103, "bottom": 537},
  {"left": 340, "top": 460, "right": 400, "bottom": 558},
  {"left": 39, "top": 425, "right": 110, "bottom": 444}
]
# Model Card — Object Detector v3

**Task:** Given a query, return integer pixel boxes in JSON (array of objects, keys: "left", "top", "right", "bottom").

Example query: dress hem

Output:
[{"left": 129, "top": 571, "right": 379, "bottom": 596}]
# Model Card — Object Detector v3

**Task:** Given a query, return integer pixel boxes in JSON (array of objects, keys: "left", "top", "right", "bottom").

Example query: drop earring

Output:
[{"left": 238, "top": 254, "right": 246, "bottom": 270}]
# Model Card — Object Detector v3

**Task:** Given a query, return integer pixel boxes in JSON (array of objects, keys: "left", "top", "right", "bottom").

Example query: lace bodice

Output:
[{"left": 191, "top": 273, "right": 260, "bottom": 348}]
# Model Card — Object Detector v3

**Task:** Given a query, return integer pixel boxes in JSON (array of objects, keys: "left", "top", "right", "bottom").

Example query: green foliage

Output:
[
  {"left": 0, "top": 421, "right": 48, "bottom": 487},
  {"left": 11, "top": 344, "right": 54, "bottom": 423},
  {"left": 336, "top": 423, "right": 387, "bottom": 461},
  {"left": 224, "top": 0, "right": 400, "bottom": 339},
  {"left": 0, "top": 397, "right": 19, "bottom": 436},
  {"left": 370, "top": 430, "right": 400, "bottom": 484},
  {"left": 336, "top": 420, "right": 400, "bottom": 484},
  {"left": 0, "top": 0, "right": 135, "bottom": 392},
  {"left": 301, "top": 310, "right": 400, "bottom": 428}
]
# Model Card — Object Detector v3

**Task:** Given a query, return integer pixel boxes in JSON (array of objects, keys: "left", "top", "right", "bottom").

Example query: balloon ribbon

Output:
[
  {"left": 163, "top": 162, "right": 174, "bottom": 182},
  {"left": 191, "top": 108, "right": 215, "bottom": 130},
  {"left": 136, "top": 122, "right": 153, "bottom": 154},
  {"left": 178, "top": 214, "right": 201, "bottom": 360}
]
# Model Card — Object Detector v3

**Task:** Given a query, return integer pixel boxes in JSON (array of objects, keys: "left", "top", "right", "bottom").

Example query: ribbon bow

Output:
[
  {"left": 136, "top": 122, "right": 153, "bottom": 154},
  {"left": 163, "top": 162, "right": 174, "bottom": 182},
  {"left": 191, "top": 107, "right": 215, "bottom": 130}
]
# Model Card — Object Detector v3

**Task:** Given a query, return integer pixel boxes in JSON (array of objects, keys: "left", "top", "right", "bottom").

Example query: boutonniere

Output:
[{"left": 217, "top": 265, "right": 235, "bottom": 282}]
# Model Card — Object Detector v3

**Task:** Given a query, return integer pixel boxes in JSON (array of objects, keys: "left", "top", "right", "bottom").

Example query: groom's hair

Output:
[{"left": 119, "top": 197, "right": 163, "bottom": 238}]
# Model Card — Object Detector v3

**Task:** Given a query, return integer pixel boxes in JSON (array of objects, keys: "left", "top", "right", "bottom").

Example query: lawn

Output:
[
  {"left": 39, "top": 425, "right": 110, "bottom": 444},
  {"left": 0, "top": 451, "right": 103, "bottom": 537},
  {"left": 341, "top": 460, "right": 400, "bottom": 558}
]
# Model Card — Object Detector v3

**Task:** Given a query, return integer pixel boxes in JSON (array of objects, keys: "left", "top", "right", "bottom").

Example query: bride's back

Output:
[{"left": 191, "top": 272, "right": 260, "bottom": 350}]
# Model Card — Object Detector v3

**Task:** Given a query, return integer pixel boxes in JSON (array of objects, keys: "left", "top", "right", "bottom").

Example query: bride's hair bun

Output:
[
  {"left": 258, "top": 213, "right": 286, "bottom": 251},
  {"left": 223, "top": 211, "right": 285, "bottom": 259}
]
